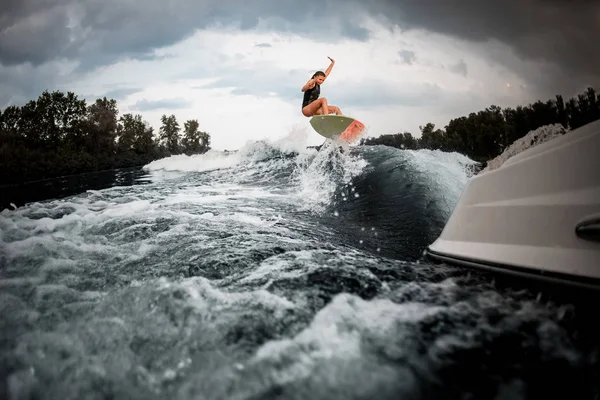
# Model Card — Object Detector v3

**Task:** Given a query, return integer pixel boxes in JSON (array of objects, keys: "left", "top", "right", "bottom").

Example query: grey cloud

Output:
[
  {"left": 448, "top": 59, "right": 468, "bottom": 77},
  {"left": 333, "top": 79, "right": 507, "bottom": 124},
  {"left": 255, "top": 43, "right": 272, "bottom": 48},
  {"left": 196, "top": 66, "right": 463, "bottom": 111},
  {"left": 326, "top": 78, "right": 497, "bottom": 118},
  {"left": 101, "top": 88, "right": 143, "bottom": 100},
  {"left": 398, "top": 50, "right": 416, "bottom": 65},
  {"left": 2, "top": 0, "right": 598, "bottom": 102},
  {"left": 479, "top": 41, "right": 594, "bottom": 101},
  {"left": 66, "top": 1, "right": 211, "bottom": 72},
  {"left": 369, "top": 0, "right": 600, "bottom": 97},
  {"left": 328, "top": 80, "right": 444, "bottom": 109},
  {"left": 0, "top": 0, "right": 370, "bottom": 71},
  {"left": 79, "top": 88, "right": 142, "bottom": 106},
  {"left": 130, "top": 98, "right": 192, "bottom": 111},
  {"left": 213, "top": 2, "right": 369, "bottom": 41},
  {"left": 198, "top": 66, "right": 305, "bottom": 101},
  {"left": 1, "top": 0, "right": 212, "bottom": 68},
  {"left": 338, "top": 20, "right": 370, "bottom": 41},
  {"left": 0, "top": 0, "right": 72, "bottom": 32},
  {"left": 0, "top": 2, "right": 73, "bottom": 66},
  {"left": 0, "top": 63, "right": 62, "bottom": 106},
  {"left": 132, "top": 53, "right": 175, "bottom": 62}
]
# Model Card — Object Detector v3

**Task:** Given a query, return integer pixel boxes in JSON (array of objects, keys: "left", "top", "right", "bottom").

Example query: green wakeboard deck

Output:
[{"left": 309, "top": 115, "right": 356, "bottom": 139}]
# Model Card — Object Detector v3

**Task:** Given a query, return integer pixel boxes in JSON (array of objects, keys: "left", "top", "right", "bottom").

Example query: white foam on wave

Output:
[
  {"left": 237, "top": 125, "right": 313, "bottom": 158},
  {"left": 161, "top": 184, "right": 283, "bottom": 206},
  {"left": 292, "top": 141, "right": 369, "bottom": 213},
  {"left": 482, "top": 123, "right": 568, "bottom": 172},
  {"left": 240, "top": 293, "right": 443, "bottom": 389},
  {"left": 142, "top": 126, "right": 313, "bottom": 175},
  {"left": 404, "top": 148, "right": 478, "bottom": 216},
  {"left": 235, "top": 248, "right": 377, "bottom": 292},
  {"left": 2, "top": 274, "right": 300, "bottom": 398},
  {"left": 0, "top": 178, "right": 288, "bottom": 274},
  {"left": 397, "top": 123, "right": 568, "bottom": 216},
  {"left": 124, "top": 125, "right": 371, "bottom": 217},
  {"left": 143, "top": 149, "right": 243, "bottom": 173}
]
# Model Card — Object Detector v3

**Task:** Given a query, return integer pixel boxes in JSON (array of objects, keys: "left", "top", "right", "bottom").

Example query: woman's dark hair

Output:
[{"left": 312, "top": 71, "right": 326, "bottom": 78}]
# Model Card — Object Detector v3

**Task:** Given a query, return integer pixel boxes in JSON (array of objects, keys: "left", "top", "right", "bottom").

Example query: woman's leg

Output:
[{"left": 302, "top": 98, "right": 329, "bottom": 117}]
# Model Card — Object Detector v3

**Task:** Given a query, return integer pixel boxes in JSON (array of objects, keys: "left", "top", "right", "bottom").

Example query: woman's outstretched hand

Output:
[{"left": 327, "top": 56, "right": 335, "bottom": 63}]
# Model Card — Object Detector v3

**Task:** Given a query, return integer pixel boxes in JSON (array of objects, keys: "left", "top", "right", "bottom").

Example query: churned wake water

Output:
[{"left": 1, "top": 133, "right": 599, "bottom": 400}]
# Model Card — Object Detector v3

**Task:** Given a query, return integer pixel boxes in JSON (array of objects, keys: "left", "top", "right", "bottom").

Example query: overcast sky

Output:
[{"left": 1, "top": 0, "right": 599, "bottom": 150}]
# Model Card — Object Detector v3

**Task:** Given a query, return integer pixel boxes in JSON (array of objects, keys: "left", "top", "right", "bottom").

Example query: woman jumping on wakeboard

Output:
[{"left": 301, "top": 56, "right": 343, "bottom": 117}]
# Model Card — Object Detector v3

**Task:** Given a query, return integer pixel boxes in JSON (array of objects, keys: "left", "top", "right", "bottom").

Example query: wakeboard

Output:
[{"left": 309, "top": 115, "right": 365, "bottom": 142}]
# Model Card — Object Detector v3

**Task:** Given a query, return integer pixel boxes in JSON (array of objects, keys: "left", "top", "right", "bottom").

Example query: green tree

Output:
[
  {"left": 360, "top": 86, "right": 600, "bottom": 162},
  {"left": 17, "top": 90, "right": 87, "bottom": 147},
  {"left": 181, "top": 119, "right": 210, "bottom": 154},
  {"left": 83, "top": 97, "right": 119, "bottom": 155},
  {"left": 418, "top": 122, "right": 446, "bottom": 150},
  {"left": 133, "top": 121, "right": 157, "bottom": 156},
  {"left": 159, "top": 114, "right": 180, "bottom": 154},
  {"left": 0, "top": 89, "right": 211, "bottom": 184},
  {"left": 117, "top": 113, "right": 145, "bottom": 152}
]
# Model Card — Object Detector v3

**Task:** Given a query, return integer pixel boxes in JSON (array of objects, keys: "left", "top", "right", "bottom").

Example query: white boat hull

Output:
[{"left": 427, "top": 120, "right": 600, "bottom": 289}]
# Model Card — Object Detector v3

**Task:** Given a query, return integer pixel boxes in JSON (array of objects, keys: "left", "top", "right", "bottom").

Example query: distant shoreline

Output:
[{"left": 2, "top": 86, "right": 599, "bottom": 186}]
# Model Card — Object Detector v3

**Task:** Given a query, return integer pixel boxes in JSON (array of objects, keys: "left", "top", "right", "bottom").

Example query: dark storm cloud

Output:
[
  {"left": 0, "top": 0, "right": 74, "bottom": 66},
  {"left": 0, "top": 0, "right": 369, "bottom": 71},
  {"left": 7, "top": 0, "right": 594, "bottom": 75},
  {"left": 130, "top": 98, "right": 192, "bottom": 111},
  {"left": 371, "top": 0, "right": 600, "bottom": 96},
  {"left": 2, "top": 0, "right": 597, "bottom": 103}
]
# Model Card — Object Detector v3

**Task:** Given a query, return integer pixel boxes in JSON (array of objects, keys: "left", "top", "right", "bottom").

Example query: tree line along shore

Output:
[
  {"left": 359, "top": 86, "right": 600, "bottom": 165},
  {"left": 0, "top": 91, "right": 211, "bottom": 186},
  {"left": 1, "top": 87, "right": 599, "bottom": 185}
]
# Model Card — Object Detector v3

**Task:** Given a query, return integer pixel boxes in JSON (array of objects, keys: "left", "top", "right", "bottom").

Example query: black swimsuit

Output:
[{"left": 302, "top": 83, "right": 320, "bottom": 108}]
